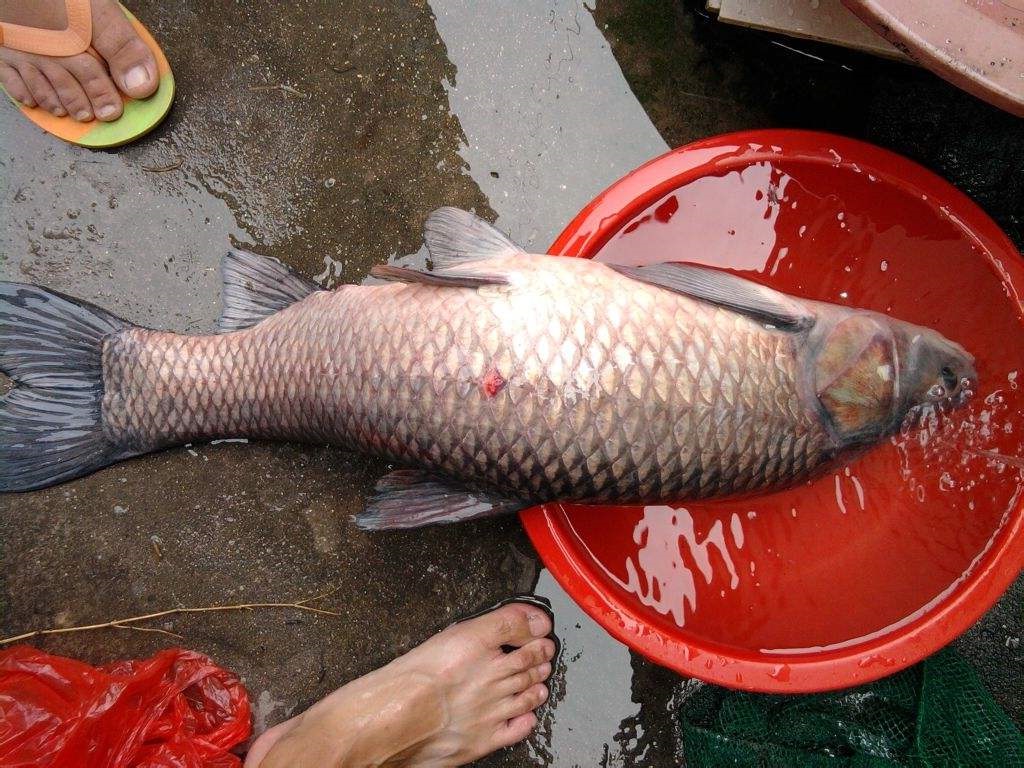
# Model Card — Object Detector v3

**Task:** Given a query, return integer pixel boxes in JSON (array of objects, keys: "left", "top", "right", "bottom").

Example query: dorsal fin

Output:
[
  {"left": 609, "top": 262, "right": 815, "bottom": 331},
  {"left": 424, "top": 207, "right": 525, "bottom": 269},
  {"left": 218, "top": 249, "right": 320, "bottom": 332}
]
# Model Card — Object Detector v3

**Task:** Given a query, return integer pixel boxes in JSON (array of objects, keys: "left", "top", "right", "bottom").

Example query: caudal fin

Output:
[{"left": 1, "top": 282, "right": 131, "bottom": 491}]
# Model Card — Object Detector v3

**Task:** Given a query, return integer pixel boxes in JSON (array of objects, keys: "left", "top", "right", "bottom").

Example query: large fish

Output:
[{"left": 1, "top": 208, "right": 975, "bottom": 528}]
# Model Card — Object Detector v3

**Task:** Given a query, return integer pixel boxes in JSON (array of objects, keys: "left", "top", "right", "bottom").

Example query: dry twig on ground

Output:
[{"left": 0, "top": 587, "right": 342, "bottom": 646}]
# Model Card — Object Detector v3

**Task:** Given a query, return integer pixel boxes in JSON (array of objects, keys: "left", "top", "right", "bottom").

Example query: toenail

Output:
[
  {"left": 75, "top": 110, "right": 92, "bottom": 122},
  {"left": 527, "top": 612, "right": 548, "bottom": 637},
  {"left": 97, "top": 104, "right": 118, "bottom": 119},
  {"left": 52, "top": 106, "right": 66, "bottom": 116},
  {"left": 123, "top": 65, "right": 151, "bottom": 91}
]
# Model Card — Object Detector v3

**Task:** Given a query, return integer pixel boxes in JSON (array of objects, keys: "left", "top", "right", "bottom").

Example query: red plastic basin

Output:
[{"left": 520, "top": 130, "right": 1024, "bottom": 692}]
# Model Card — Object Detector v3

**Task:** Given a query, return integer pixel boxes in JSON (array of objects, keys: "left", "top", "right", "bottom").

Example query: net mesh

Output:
[{"left": 680, "top": 649, "right": 1023, "bottom": 767}]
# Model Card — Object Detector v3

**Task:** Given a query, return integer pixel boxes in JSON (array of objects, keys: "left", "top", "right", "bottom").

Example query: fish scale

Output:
[{"left": 99, "top": 255, "right": 831, "bottom": 503}]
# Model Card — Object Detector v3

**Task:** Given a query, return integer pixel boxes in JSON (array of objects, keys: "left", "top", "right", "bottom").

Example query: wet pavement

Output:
[{"left": 1, "top": 0, "right": 1020, "bottom": 765}]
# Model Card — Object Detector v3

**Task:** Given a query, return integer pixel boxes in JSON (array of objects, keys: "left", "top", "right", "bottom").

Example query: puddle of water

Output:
[
  {"left": 529, "top": 570, "right": 644, "bottom": 766},
  {"left": 0, "top": 114, "right": 250, "bottom": 333}
]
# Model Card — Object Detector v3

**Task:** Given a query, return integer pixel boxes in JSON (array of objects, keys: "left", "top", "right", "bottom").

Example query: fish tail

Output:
[{"left": 1, "top": 282, "right": 132, "bottom": 492}]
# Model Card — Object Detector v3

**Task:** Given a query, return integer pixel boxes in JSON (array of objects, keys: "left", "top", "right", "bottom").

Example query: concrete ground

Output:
[{"left": 0, "top": 1, "right": 1019, "bottom": 765}]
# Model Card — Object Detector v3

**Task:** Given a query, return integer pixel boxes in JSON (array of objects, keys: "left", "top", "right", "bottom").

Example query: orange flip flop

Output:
[{"left": 0, "top": 0, "right": 174, "bottom": 148}]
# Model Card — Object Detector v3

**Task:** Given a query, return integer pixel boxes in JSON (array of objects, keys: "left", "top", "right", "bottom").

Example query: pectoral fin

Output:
[
  {"left": 609, "top": 262, "right": 815, "bottom": 331},
  {"left": 355, "top": 470, "right": 527, "bottom": 529}
]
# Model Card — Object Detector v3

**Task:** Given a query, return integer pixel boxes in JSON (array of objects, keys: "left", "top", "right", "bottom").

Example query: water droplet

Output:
[{"left": 769, "top": 664, "right": 791, "bottom": 681}]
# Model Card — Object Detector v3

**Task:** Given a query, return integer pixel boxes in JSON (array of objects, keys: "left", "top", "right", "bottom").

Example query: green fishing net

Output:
[{"left": 679, "top": 649, "right": 1023, "bottom": 767}]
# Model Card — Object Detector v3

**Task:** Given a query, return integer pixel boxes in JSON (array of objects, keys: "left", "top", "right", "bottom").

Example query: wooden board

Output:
[{"left": 708, "top": 0, "right": 910, "bottom": 61}]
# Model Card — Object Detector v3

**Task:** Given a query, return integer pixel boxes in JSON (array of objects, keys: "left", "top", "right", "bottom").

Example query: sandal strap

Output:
[{"left": 0, "top": 0, "right": 92, "bottom": 57}]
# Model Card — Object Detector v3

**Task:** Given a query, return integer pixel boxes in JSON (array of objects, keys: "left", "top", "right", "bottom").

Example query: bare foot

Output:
[
  {"left": 0, "top": 0, "right": 158, "bottom": 121},
  {"left": 245, "top": 603, "right": 556, "bottom": 768}
]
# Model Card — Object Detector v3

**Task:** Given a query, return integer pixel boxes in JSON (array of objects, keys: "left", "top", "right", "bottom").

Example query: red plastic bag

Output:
[{"left": 0, "top": 645, "right": 251, "bottom": 768}]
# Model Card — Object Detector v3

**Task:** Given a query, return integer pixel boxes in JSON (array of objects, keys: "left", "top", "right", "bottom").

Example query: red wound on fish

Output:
[{"left": 481, "top": 368, "right": 506, "bottom": 398}]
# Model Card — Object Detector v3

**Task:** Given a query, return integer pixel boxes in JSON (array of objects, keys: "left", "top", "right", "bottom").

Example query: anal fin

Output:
[
  {"left": 355, "top": 470, "right": 526, "bottom": 530},
  {"left": 218, "top": 249, "right": 321, "bottom": 332}
]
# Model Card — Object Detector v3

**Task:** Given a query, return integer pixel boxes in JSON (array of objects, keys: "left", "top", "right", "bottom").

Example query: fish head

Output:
[
  {"left": 889, "top": 318, "right": 977, "bottom": 415},
  {"left": 810, "top": 308, "right": 975, "bottom": 447}
]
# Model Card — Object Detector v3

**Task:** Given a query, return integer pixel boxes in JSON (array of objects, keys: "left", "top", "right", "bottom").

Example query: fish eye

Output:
[
  {"left": 940, "top": 366, "right": 959, "bottom": 392},
  {"left": 937, "top": 366, "right": 954, "bottom": 391}
]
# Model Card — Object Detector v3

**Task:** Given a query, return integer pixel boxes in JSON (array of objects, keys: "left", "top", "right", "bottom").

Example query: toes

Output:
[
  {"left": 0, "top": 62, "right": 35, "bottom": 107},
  {"left": 493, "top": 711, "right": 538, "bottom": 750},
  {"left": 90, "top": 4, "right": 158, "bottom": 98},
  {"left": 469, "top": 603, "right": 552, "bottom": 650},
  {"left": 498, "top": 661, "right": 552, "bottom": 698},
  {"left": 63, "top": 54, "right": 123, "bottom": 121},
  {"left": 38, "top": 61, "right": 93, "bottom": 121},
  {"left": 16, "top": 63, "right": 64, "bottom": 116},
  {"left": 499, "top": 682, "right": 549, "bottom": 721},
  {"left": 499, "top": 638, "right": 556, "bottom": 678}
]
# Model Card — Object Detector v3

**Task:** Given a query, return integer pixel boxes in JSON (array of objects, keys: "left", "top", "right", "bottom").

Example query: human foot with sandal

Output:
[
  {"left": 0, "top": 0, "right": 173, "bottom": 146},
  {"left": 245, "top": 602, "right": 557, "bottom": 767}
]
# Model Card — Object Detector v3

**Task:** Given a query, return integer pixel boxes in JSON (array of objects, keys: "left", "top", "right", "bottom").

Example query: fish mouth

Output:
[
  {"left": 902, "top": 387, "right": 972, "bottom": 431},
  {"left": 952, "top": 385, "right": 975, "bottom": 409},
  {"left": 902, "top": 404, "right": 933, "bottom": 431},
  {"left": 953, "top": 364, "right": 978, "bottom": 409}
]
